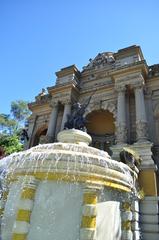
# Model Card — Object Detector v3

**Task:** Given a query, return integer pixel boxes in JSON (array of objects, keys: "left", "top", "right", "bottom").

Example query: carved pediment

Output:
[{"left": 82, "top": 52, "right": 115, "bottom": 71}]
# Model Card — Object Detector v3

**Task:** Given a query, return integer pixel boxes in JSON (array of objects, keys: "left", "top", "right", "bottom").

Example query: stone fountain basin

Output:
[
  {"left": 1, "top": 142, "right": 136, "bottom": 192},
  {"left": 0, "top": 130, "right": 138, "bottom": 240}
]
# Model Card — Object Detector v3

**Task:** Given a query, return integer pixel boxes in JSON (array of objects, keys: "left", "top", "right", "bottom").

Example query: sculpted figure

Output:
[
  {"left": 64, "top": 90, "right": 96, "bottom": 131},
  {"left": 64, "top": 102, "right": 87, "bottom": 131}
]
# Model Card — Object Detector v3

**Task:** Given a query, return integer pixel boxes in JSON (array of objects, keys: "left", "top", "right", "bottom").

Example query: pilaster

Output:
[
  {"left": 121, "top": 202, "right": 133, "bottom": 240},
  {"left": 80, "top": 185, "right": 100, "bottom": 240},
  {"left": 131, "top": 201, "right": 141, "bottom": 240},
  {"left": 12, "top": 176, "right": 38, "bottom": 240}
]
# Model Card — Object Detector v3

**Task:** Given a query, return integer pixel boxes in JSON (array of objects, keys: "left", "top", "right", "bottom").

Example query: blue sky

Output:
[{"left": 0, "top": 0, "right": 159, "bottom": 114}]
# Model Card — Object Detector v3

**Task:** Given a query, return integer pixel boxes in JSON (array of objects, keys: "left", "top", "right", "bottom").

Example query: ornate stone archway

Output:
[{"left": 84, "top": 100, "right": 117, "bottom": 119}]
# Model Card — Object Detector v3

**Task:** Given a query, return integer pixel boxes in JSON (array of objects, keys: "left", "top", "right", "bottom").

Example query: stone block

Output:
[
  {"left": 141, "top": 223, "right": 159, "bottom": 232},
  {"left": 80, "top": 228, "right": 96, "bottom": 240},
  {"left": 131, "top": 222, "right": 140, "bottom": 231},
  {"left": 140, "top": 202, "right": 158, "bottom": 214},
  {"left": 142, "top": 196, "right": 159, "bottom": 203},
  {"left": 142, "top": 232, "right": 159, "bottom": 240},
  {"left": 121, "top": 230, "right": 133, "bottom": 240},
  {"left": 132, "top": 212, "right": 140, "bottom": 222},
  {"left": 131, "top": 201, "right": 139, "bottom": 212},
  {"left": 132, "top": 230, "right": 141, "bottom": 240},
  {"left": 121, "top": 211, "right": 132, "bottom": 221},
  {"left": 140, "top": 214, "right": 159, "bottom": 224}
]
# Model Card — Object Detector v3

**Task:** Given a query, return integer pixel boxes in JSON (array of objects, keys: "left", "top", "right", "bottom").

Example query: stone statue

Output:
[
  {"left": 64, "top": 90, "right": 96, "bottom": 131},
  {"left": 35, "top": 88, "right": 47, "bottom": 102},
  {"left": 64, "top": 102, "right": 87, "bottom": 131}
]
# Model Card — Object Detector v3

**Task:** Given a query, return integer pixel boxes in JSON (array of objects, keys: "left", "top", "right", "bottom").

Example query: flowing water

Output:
[{"left": 0, "top": 138, "right": 137, "bottom": 240}]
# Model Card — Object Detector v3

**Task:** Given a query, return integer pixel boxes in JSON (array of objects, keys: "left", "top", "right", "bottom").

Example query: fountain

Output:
[{"left": 0, "top": 103, "right": 141, "bottom": 240}]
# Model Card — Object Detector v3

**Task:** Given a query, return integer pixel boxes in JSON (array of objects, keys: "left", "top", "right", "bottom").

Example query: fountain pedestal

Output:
[{"left": 0, "top": 130, "right": 139, "bottom": 240}]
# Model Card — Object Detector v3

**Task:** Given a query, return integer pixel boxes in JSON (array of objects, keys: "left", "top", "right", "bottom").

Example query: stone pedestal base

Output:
[
  {"left": 131, "top": 141, "right": 155, "bottom": 169},
  {"left": 57, "top": 129, "right": 92, "bottom": 146},
  {"left": 111, "top": 142, "right": 158, "bottom": 239},
  {"left": 111, "top": 144, "right": 128, "bottom": 161},
  {"left": 111, "top": 142, "right": 156, "bottom": 169}
]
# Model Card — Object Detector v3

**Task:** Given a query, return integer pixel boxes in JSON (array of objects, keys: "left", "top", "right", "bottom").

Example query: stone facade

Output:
[{"left": 27, "top": 45, "right": 159, "bottom": 239}]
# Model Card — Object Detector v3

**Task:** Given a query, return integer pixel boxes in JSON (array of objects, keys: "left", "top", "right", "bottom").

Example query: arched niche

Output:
[
  {"left": 33, "top": 125, "right": 48, "bottom": 146},
  {"left": 86, "top": 110, "right": 115, "bottom": 135},
  {"left": 85, "top": 110, "right": 115, "bottom": 154}
]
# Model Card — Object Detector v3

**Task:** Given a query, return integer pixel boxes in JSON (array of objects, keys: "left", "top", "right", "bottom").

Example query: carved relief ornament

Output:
[
  {"left": 84, "top": 100, "right": 117, "bottom": 119},
  {"left": 133, "top": 80, "right": 145, "bottom": 90},
  {"left": 50, "top": 99, "right": 59, "bottom": 108},
  {"left": 115, "top": 84, "right": 126, "bottom": 93},
  {"left": 61, "top": 98, "right": 72, "bottom": 105}
]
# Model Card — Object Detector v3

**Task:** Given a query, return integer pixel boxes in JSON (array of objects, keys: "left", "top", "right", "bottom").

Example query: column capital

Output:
[
  {"left": 50, "top": 100, "right": 59, "bottom": 108},
  {"left": 133, "top": 80, "right": 144, "bottom": 90},
  {"left": 115, "top": 84, "right": 126, "bottom": 93},
  {"left": 61, "top": 98, "right": 72, "bottom": 105}
]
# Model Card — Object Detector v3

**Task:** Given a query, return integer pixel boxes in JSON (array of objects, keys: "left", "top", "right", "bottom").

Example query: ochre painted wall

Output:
[
  {"left": 139, "top": 170, "right": 158, "bottom": 196},
  {"left": 86, "top": 110, "right": 115, "bottom": 135}
]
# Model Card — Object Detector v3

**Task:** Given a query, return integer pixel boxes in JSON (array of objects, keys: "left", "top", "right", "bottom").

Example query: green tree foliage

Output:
[
  {"left": 0, "top": 100, "right": 31, "bottom": 157},
  {"left": 0, "top": 114, "right": 17, "bottom": 134},
  {"left": 11, "top": 100, "right": 31, "bottom": 122},
  {"left": 0, "top": 134, "right": 23, "bottom": 156}
]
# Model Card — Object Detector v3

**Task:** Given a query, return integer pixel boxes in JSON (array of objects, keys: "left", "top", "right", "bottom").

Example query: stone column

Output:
[
  {"left": 46, "top": 102, "right": 59, "bottom": 142},
  {"left": 61, "top": 101, "right": 71, "bottom": 130},
  {"left": 12, "top": 176, "right": 38, "bottom": 240},
  {"left": 134, "top": 83, "right": 148, "bottom": 142},
  {"left": 115, "top": 85, "right": 127, "bottom": 144}
]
